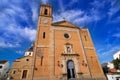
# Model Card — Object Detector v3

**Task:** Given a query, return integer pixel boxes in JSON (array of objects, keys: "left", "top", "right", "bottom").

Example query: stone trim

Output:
[
  {"left": 61, "top": 53, "right": 79, "bottom": 56},
  {"left": 78, "top": 29, "right": 93, "bottom": 79},
  {"left": 77, "top": 29, "right": 90, "bottom": 74},
  {"left": 84, "top": 47, "right": 95, "bottom": 50},
  {"left": 37, "top": 45, "right": 50, "bottom": 48},
  {"left": 61, "top": 52, "right": 80, "bottom": 78}
]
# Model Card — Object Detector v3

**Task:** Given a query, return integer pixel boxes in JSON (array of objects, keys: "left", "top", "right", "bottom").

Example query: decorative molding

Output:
[
  {"left": 52, "top": 26, "right": 78, "bottom": 31},
  {"left": 37, "top": 45, "right": 50, "bottom": 48}
]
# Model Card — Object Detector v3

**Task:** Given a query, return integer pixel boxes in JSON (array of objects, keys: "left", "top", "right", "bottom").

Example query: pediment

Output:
[{"left": 52, "top": 20, "right": 78, "bottom": 28}]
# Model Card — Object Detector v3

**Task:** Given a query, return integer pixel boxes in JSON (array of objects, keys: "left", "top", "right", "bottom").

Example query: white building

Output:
[
  {"left": 113, "top": 51, "right": 120, "bottom": 60},
  {"left": 24, "top": 44, "right": 34, "bottom": 56},
  {"left": 0, "top": 60, "right": 9, "bottom": 79},
  {"left": 107, "top": 62, "right": 114, "bottom": 69},
  {"left": 107, "top": 74, "right": 120, "bottom": 80}
]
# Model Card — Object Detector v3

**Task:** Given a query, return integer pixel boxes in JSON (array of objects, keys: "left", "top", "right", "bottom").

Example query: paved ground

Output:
[{"left": 69, "top": 78, "right": 106, "bottom": 80}]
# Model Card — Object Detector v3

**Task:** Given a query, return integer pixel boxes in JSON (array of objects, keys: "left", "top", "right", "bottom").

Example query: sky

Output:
[{"left": 0, "top": 0, "right": 120, "bottom": 67}]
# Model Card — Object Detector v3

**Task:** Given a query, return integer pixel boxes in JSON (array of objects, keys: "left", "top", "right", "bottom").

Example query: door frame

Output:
[{"left": 67, "top": 60, "right": 76, "bottom": 79}]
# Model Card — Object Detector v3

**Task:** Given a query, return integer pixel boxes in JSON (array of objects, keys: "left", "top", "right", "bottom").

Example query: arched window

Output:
[
  {"left": 43, "top": 32, "right": 45, "bottom": 39},
  {"left": 67, "top": 60, "right": 76, "bottom": 79},
  {"left": 44, "top": 9, "right": 48, "bottom": 15}
]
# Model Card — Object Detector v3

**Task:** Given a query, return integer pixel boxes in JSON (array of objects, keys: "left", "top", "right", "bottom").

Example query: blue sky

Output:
[{"left": 0, "top": 0, "right": 120, "bottom": 67}]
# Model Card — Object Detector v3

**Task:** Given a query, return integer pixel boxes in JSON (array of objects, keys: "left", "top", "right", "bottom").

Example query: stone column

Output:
[{"left": 62, "top": 57, "right": 67, "bottom": 80}]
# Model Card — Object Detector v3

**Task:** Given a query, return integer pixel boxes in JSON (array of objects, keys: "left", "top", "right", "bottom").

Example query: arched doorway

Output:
[{"left": 67, "top": 60, "right": 76, "bottom": 79}]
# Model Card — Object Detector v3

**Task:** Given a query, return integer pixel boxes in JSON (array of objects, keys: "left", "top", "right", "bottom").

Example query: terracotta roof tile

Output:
[{"left": 52, "top": 20, "right": 80, "bottom": 28}]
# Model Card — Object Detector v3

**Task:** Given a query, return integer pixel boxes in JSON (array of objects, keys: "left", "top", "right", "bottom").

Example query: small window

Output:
[
  {"left": 13, "top": 70, "right": 16, "bottom": 74},
  {"left": 67, "top": 46, "right": 71, "bottom": 53},
  {"left": 22, "top": 70, "right": 27, "bottom": 79},
  {"left": 41, "top": 56, "right": 43, "bottom": 66},
  {"left": 29, "top": 53, "right": 31, "bottom": 55},
  {"left": 0, "top": 66, "right": 2, "bottom": 69},
  {"left": 84, "top": 35, "right": 87, "bottom": 41},
  {"left": 44, "top": 9, "right": 48, "bottom": 15},
  {"left": 26, "top": 59, "right": 29, "bottom": 61},
  {"left": 43, "top": 32, "right": 46, "bottom": 39}
]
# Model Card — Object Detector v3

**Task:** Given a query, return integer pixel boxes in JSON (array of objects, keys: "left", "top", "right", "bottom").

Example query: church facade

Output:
[
  {"left": 32, "top": 4, "right": 106, "bottom": 80},
  {"left": 10, "top": 4, "right": 106, "bottom": 80}
]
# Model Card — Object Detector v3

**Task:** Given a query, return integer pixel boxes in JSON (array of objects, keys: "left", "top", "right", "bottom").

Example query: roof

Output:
[
  {"left": 0, "top": 60, "right": 8, "bottom": 64},
  {"left": 16, "top": 55, "right": 32, "bottom": 60},
  {"left": 52, "top": 20, "right": 80, "bottom": 28},
  {"left": 101, "top": 63, "right": 108, "bottom": 67},
  {"left": 109, "top": 68, "right": 117, "bottom": 73},
  {"left": 41, "top": 4, "right": 52, "bottom": 8},
  {"left": 27, "top": 46, "right": 33, "bottom": 51},
  {"left": 26, "top": 43, "right": 34, "bottom": 51}
]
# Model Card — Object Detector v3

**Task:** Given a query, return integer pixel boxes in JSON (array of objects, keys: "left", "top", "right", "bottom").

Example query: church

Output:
[{"left": 10, "top": 4, "right": 106, "bottom": 80}]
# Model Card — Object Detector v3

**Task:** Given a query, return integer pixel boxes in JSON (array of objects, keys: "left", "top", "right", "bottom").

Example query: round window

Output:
[{"left": 64, "top": 33, "right": 70, "bottom": 39}]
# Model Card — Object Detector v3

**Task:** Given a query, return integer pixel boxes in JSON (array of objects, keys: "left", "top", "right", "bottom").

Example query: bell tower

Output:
[
  {"left": 39, "top": 4, "right": 52, "bottom": 25},
  {"left": 40, "top": 4, "right": 52, "bottom": 17},
  {"left": 33, "top": 4, "right": 53, "bottom": 79},
  {"left": 36, "top": 4, "right": 52, "bottom": 46}
]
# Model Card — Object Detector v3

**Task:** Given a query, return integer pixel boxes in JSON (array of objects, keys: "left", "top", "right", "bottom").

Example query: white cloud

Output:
[
  {"left": 0, "top": 37, "right": 20, "bottom": 48},
  {"left": 108, "top": 0, "right": 120, "bottom": 16},
  {"left": 108, "top": 6, "right": 120, "bottom": 17},
  {"left": 90, "top": 0, "right": 105, "bottom": 9},
  {"left": 109, "top": 16, "right": 120, "bottom": 24},
  {"left": 30, "top": 1, "right": 40, "bottom": 24},
  {"left": 97, "top": 45, "right": 120, "bottom": 63},
  {"left": 101, "top": 46, "right": 119, "bottom": 56},
  {"left": 0, "top": 2, "right": 37, "bottom": 48},
  {"left": 16, "top": 50, "right": 24, "bottom": 55},
  {"left": 21, "top": 27, "right": 36, "bottom": 41},
  {"left": 70, "top": 0, "right": 78, "bottom": 4},
  {"left": 53, "top": 0, "right": 107, "bottom": 26},
  {"left": 53, "top": 7, "right": 102, "bottom": 26},
  {"left": 0, "top": 42, "right": 19, "bottom": 48},
  {"left": 73, "top": 15, "right": 91, "bottom": 25},
  {"left": 112, "top": 32, "right": 120, "bottom": 38},
  {"left": 58, "top": 0, "right": 65, "bottom": 12},
  {"left": 0, "top": 23, "right": 36, "bottom": 48},
  {"left": 41, "top": 0, "right": 49, "bottom": 4},
  {"left": 6, "top": 25, "right": 36, "bottom": 42},
  {"left": 90, "top": 0, "right": 120, "bottom": 24},
  {"left": 31, "top": 7, "right": 38, "bottom": 22},
  {"left": 90, "top": 8, "right": 101, "bottom": 21},
  {"left": 53, "top": 10, "right": 84, "bottom": 22}
]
